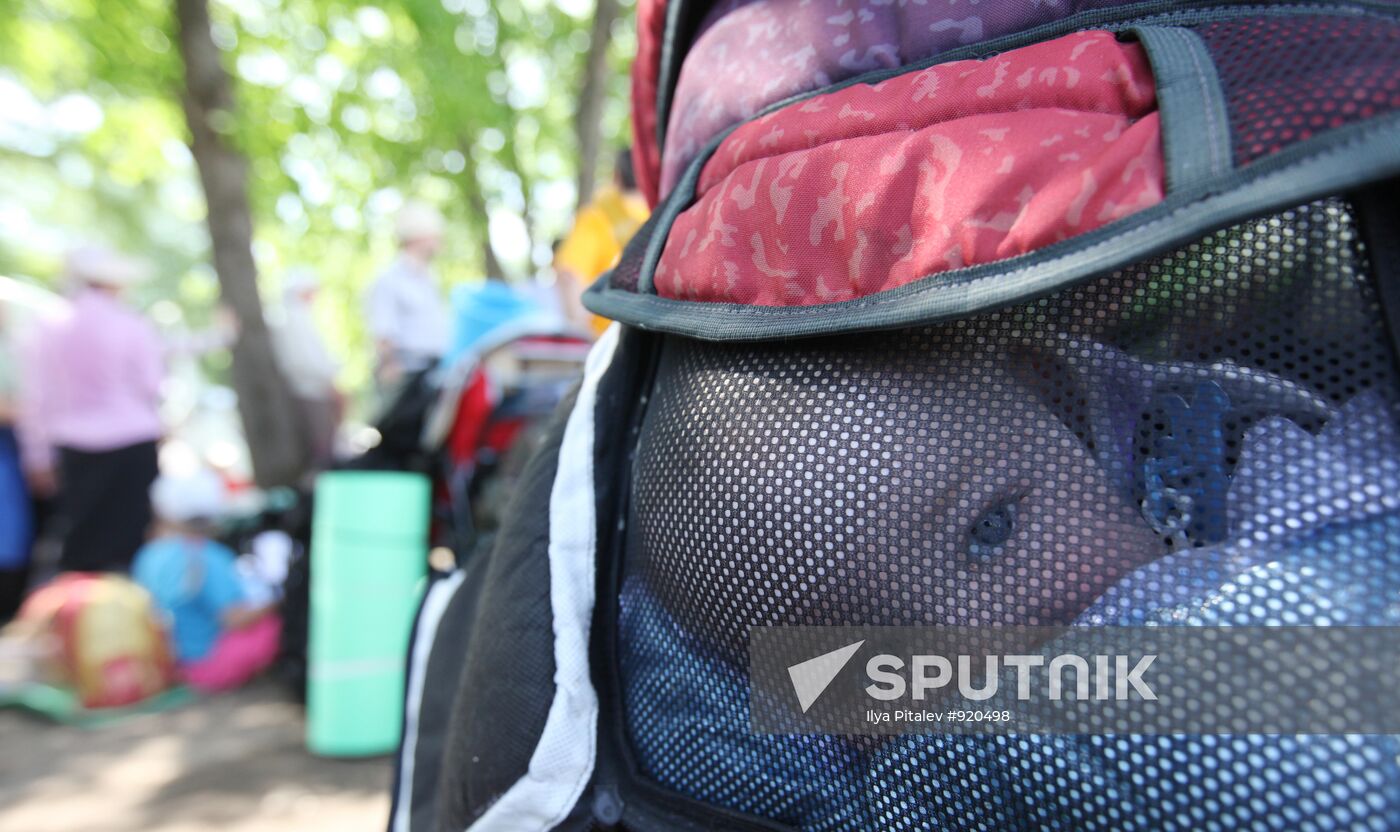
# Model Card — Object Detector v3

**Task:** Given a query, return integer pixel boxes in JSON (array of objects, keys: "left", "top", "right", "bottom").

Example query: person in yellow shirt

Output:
[{"left": 555, "top": 149, "right": 650, "bottom": 336}]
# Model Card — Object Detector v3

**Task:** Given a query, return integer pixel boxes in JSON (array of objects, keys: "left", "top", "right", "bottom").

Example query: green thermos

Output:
[{"left": 306, "top": 470, "right": 429, "bottom": 756}]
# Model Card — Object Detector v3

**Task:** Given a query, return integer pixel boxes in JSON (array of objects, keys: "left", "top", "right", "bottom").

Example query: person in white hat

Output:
[
  {"left": 271, "top": 268, "right": 341, "bottom": 468},
  {"left": 365, "top": 201, "right": 452, "bottom": 391},
  {"left": 18, "top": 245, "right": 164, "bottom": 572},
  {"left": 133, "top": 468, "right": 280, "bottom": 692}
]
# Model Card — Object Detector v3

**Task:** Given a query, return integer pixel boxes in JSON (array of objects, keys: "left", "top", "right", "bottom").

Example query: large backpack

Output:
[{"left": 392, "top": 2, "right": 1400, "bottom": 830}]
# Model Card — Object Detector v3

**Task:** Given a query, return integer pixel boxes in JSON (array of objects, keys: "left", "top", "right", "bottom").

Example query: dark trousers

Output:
[
  {"left": 57, "top": 440, "right": 160, "bottom": 573},
  {"left": 0, "top": 562, "right": 28, "bottom": 622},
  {"left": 0, "top": 426, "right": 29, "bottom": 619}
]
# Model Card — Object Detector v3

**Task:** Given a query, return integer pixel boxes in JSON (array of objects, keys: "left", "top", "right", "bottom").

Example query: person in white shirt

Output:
[
  {"left": 272, "top": 269, "right": 341, "bottom": 468},
  {"left": 365, "top": 201, "right": 451, "bottom": 391}
]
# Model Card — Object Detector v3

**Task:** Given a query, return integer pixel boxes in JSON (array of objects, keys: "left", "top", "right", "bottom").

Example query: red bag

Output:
[{"left": 18, "top": 573, "right": 175, "bottom": 709}]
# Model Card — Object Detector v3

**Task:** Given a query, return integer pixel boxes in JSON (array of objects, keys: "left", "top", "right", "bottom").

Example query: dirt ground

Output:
[{"left": 0, "top": 680, "right": 392, "bottom": 832}]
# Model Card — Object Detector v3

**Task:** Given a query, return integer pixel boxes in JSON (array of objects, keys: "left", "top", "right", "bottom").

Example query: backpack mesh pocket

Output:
[
  {"left": 1196, "top": 14, "right": 1400, "bottom": 164},
  {"left": 618, "top": 197, "right": 1400, "bottom": 830}
]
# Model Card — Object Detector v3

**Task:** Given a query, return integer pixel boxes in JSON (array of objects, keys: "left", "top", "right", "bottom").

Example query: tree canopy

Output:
[{"left": 0, "top": 0, "right": 635, "bottom": 391}]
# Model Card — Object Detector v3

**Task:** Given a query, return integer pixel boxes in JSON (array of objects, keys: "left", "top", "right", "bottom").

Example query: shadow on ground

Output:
[{"left": 0, "top": 679, "right": 391, "bottom": 832}]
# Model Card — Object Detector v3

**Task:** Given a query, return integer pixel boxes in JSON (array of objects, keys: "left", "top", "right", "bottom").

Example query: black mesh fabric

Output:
[
  {"left": 617, "top": 199, "right": 1400, "bottom": 830},
  {"left": 1196, "top": 15, "right": 1400, "bottom": 165},
  {"left": 608, "top": 211, "right": 664, "bottom": 292}
]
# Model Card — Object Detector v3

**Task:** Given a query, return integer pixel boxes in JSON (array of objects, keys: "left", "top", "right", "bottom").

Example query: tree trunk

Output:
[
  {"left": 574, "top": 0, "right": 619, "bottom": 205},
  {"left": 175, "top": 0, "right": 309, "bottom": 487}
]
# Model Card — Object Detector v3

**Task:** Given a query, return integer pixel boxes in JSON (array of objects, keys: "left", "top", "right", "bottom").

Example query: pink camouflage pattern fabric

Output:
[
  {"left": 654, "top": 30, "right": 1165, "bottom": 307},
  {"left": 659, "top": 0, "right": 1131, "bottom": 197}
]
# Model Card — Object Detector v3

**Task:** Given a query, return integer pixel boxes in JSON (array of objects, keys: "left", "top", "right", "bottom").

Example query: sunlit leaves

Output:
[{"left": 0, "top": 0, "right": 634, "bottom": 393}]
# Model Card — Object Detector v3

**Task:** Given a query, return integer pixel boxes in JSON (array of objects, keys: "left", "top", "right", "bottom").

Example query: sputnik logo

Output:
[{"left": 787, "top": 640, "right": 865, "bottom": 713}]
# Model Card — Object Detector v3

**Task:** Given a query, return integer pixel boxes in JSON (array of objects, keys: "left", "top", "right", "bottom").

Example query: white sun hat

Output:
[
  {"left": 394, "top": 200, "right": 446, "bottom": 243},
  {"left": 150, "top": 468, "right": 228, "bottom": 524},
  {"left": 282, "top": 266, "right": 320, "bottom": 299},
  {"left": 64, "top": 245, "right": 148, "bottom": 289}
]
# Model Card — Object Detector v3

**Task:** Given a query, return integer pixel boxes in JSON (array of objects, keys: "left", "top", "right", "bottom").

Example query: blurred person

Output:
[
  {"left": 0, "top": 307, "right": 32, "bottom": 621},
  {"left": 273, "top": 269, "right": 342, "bottom": 469},
  {"left": 18, "top": 246, "right": 163, "bottom": 573},
  {"left": 133, "top": 469, "right": 280, "bottom": 694},
  {"left": 555, "top": 148, "right": 650, "bottom": 335},
  {"left": 521, "top": 240, "right": 568, "bottom": 323},
  {"left": 366, "top": 201, "right": 451, "bottom": 393}
]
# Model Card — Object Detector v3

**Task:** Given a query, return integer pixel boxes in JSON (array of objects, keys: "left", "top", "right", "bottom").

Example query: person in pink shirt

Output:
[{"left": 19, "top": 246, "right": 164, "bottom": 573}]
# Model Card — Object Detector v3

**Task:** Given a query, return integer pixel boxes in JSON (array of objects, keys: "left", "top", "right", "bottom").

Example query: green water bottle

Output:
[{"left": 306, "top": 470, "right": 430, "bottom": 756}]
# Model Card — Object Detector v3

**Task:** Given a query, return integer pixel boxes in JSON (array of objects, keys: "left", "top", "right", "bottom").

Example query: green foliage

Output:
[{"left": 0, "top": 0, "right": 634, "bottom": 391}]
